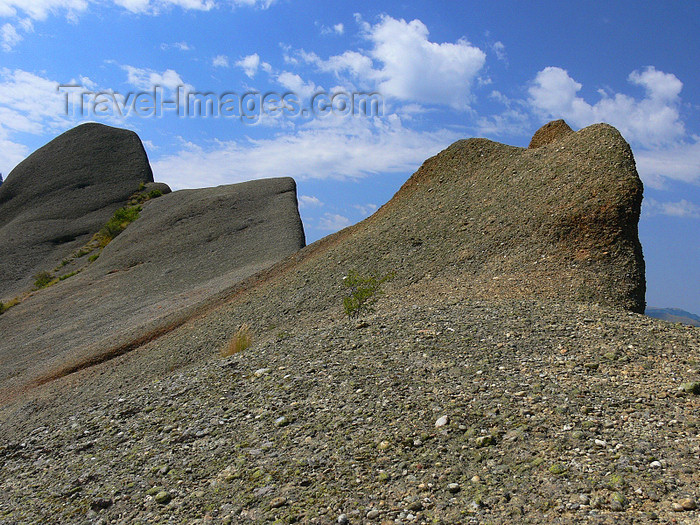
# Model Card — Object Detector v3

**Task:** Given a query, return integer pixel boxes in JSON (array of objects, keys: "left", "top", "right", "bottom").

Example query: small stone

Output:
[
  {"left": 680, "top": 382, "right": 700, "bottom": 395},
  {"left": 154, "top": 491, "right": 171, "bottom": 505},
  {"left": 475, "top": 435, "right": 494, "bottom": 448},
  {"left": 435, "top": 415, "right": 449, "bottom": 428},
  {"left": 337, "top": 514, "right": 349, "bottom": 524},
  {"left": 649, "top": 460, "right": 662, "bottom": 468},
  {"left": 274, "top": 416, "right": 289, "bottom": 427},
  {"left": 407, "top": 500, "right": 423, "bottom": 511},
  {"left": 471, "top": 475, "right": 481, "bottom": 483},
  {"left": 447, "top": 483, "right": 460, "bottom": 493},
  {"left": 594, "top": 439, "right": 607, "bottom": 447},
  {"left": 679, "top": 497, "right": 697, "bottom": 510},
  {"left": 610, "top": 492, "right": 627, "bottom": 511},
  {"left": 91, "top": 498, "right": 113, "bottom": 510},
  {"left": 269, "top": 496, "right": 287, "bottom": 508},
  {"left": 377, "top": 440, "right": 391, "bottom": 451},
  {"left": 366, "top": 509, "right": 380, "bottom": 519}
]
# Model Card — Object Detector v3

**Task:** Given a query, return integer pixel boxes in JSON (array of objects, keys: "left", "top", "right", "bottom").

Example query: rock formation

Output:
[
  {"left": 528, "top": 118, "right": 574, "bottom": 148},
  {"left": 1, "top": 123, "right": 696, "bottom": 525},
  {"left": 0, "top": 123, "right": 155, "bottom": 298}
]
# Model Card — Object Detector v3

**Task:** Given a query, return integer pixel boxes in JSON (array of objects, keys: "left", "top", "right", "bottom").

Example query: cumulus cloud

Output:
[
  {"left": 161, "top": 41, "right": 191, "bottom": 51},
  {"left": 0, "top": 0, "right": 275, "bottom": 19},
  {"left": 0, "top": 0, "right": 87, "bottom": 20},
  {"left": 276, "top": 71, "right": 320, "bottom": 100},
  {"left": 212, "top": 54, "right": 230, "bottom": 68},
  {"left": 0, "top": 68, "right": 73, "bottom": 174},
  {"left": 302, "top": 15, "right": 486, "bottom": 109},
  {"left": 635, "top": 139, "right": 700, "bottom": 188},
  {"left": 528, "top": 66, "right": 685, "bottom": 148},
  {"left": 298, "top": 195, "right": 323, "bottom": 208},
  {"left": 0, "top": 21, "right": 20, "bottom": 50},
  {"left": 318, "top": 213, "right": 351, "bottom": 231},
  {"left": 320, "top": 22, "right": 344, "bottom": 36},
  {"left": 151, "top": 115, "right": 457, "bottom": 190},
  {"left": 122, "top": 65, "right": 192, "bottom": 92},
  {"left": 235, "top": 53, "right": 259, "bottom": 77},
  {"left": 644, "top": 198, "right": 700, "bottom": 219}
]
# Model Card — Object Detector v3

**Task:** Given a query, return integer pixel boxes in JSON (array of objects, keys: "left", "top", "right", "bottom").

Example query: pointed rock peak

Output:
[{"left": 528, "top": 119, "right": 574, "bottom": 149}]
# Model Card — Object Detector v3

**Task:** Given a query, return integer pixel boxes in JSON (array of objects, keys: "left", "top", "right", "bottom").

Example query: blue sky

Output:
[{"left": 1, "top": 1, "right": 698, "bottom": 313}]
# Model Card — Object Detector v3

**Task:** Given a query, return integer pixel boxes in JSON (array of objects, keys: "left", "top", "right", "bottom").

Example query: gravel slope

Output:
[{"left": 0, "top": 300, "right": 697, "bottom": 524}]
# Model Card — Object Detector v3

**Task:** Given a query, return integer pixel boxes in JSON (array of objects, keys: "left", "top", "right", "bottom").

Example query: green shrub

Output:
[
  {"left": 0, "top": 302, "right": 5, "bottom": 315},
  {"left": 221, "top": 324, "right": 252, "bottom": 357},
  {"left": 148, "top": 189, "right": 163, "bottom": 199},
  {"left": 342, "top": 269, "right": 394, "bottom": 319},
  {"left": 33, "top": 271, "right": 55, "bottom": 290},
  {"left": 97, "top": 206, "right": 141, "bottom": 246},
  {"left": 88, "top": 253, "right": 100, "bottom": 262}
]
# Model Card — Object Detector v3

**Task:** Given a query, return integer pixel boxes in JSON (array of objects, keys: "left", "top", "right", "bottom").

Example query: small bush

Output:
[
  {"left": 148, "top": 189, "right": 163, "bottom": 199},
  {"left": 33, "top": 271, "right": 54, "bottom": 290},
  {"left": 96, "top": 205, "right": 141, "bottom": 246},
  {"left": 221, "top": 324, "right": 252, "bottom": 357},
  {"left": 0, "top": 302, "right": 5, "bottom": 315},
  {"left": 88, "top": 253, "right": 100, "bottom": 262},
  {"left": 59, "top": 271, "right": 78, "bottom": 281},
  {"left": 342, "top": 269, "right": 394, "bottom": 319}
]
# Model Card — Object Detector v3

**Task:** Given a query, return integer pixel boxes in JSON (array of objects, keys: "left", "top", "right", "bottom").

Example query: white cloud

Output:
[
  {"left": 0, "top": 0, "right": 275, "bottom": 19},
  {"left": 492, "top": 41, "right": 506, "bottom": 63},
  {"left": 161, "top": 41, "right": 191, "bottom": 51},
  {"left": 0, "top": 0, "right": 88, "bottom": 20},
  {"left": 299, "top": 195, "right": 323, "bottom": 208},
  {"left": 302, "top": 15, "right": 486, "bottom": 109},
  {"left": 0, "top": 68, "right": 73, "bottom": 174},
  {"left": 235, "top": 53, "right": 259, "bottom": 77},
  {"left": 0, "top": 21, "right": 20, "bottom": 50},
  {"left": 635, "top": 139, "right": 700, "bottom": 188},
  {"left": 122, "top": 65, "right": 192, "bottom": 92},
  {"left": 362, "top": 16, "right": 486, "bottom": 108},
  {"left": 276, "top": 71, "right": 320, "bottom": 100},
  {"left": 354, "top": 203, "right": 377, "bottom": 216},
  {"left": 644, "top": 198, "right": 700, "bottom": 219},
  {"left": 112, "top": 0, "right": 215, "bottom": 14},
  {"left": 318, "top": 213, "right": 351, "bottom": 231},
  {"left": 320, "top": 22, "right": 344, "bottom": 36},
  {"left": 151, "top": 115, "right": 457, "bottom": 190},
  {"left": 212, "top": 54, "right": 230, "bottom": 68},
  {"left": 528, "top": 66, "right": 685, "bottom": 148}
]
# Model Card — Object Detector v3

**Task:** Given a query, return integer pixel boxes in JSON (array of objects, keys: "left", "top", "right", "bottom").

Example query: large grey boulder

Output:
[
  {"left": 0, "top": 177, "right": 305, "bottom": 402},
  {"left": 0, "top": 123, "right": 154, "bottom": 299}
]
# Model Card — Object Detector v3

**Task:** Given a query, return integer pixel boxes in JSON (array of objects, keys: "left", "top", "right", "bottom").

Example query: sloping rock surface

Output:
[
  {"left": 5, "top": 123, "right": 694, "bottom": 525},
  {"left": 0, "top": 123, "right": 154, "bottom": 298},
  {"left": 0, "top": 120, "right": 644, "bottom": 426},
  {"left": 0, "top": 177, "right": 305, "bottom": 403}
]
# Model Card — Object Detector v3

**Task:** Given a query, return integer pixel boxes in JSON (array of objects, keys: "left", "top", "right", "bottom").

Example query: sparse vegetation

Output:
[
  {"left": 221, "top": 324, "right": 252, "bottom": 357},
  {"left": 342, "top": 269, "right": 395, "bottom": 319},
  {"left": 33, "top": 271, "right": 55, "bottom": 290},
  {"left": 95, "top": 205, "right": 141, "bottom": 247}
]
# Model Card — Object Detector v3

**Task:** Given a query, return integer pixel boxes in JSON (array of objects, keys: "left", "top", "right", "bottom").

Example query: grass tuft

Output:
[{"left": 221, "top": 324, "right": 252, "bottom": 357}]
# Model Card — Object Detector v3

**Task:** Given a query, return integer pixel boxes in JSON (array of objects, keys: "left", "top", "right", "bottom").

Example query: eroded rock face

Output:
[
  {"left": 528, "top": 119, "right": 574, "bottom": 148},
  {"left": 0, "top": 123, "right": 154, "bottom": 298}
]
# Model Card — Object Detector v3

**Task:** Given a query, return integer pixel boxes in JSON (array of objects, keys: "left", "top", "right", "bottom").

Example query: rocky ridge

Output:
[
  {"left": 0, "top": 121, "right": 696, "bottom": 524},
  {"left": 0, "top": 123, "right": 156, "bottom": 299}
]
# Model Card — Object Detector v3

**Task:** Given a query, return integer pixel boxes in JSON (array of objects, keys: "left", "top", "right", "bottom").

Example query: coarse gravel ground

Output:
[{"left": 1, "top": 299, "right": 698, "bottom": 524}]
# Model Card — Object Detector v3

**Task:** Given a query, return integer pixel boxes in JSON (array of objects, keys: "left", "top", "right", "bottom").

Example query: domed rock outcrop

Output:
[{"left": 0, "top": 123, "right": 156, "bottom": 298}]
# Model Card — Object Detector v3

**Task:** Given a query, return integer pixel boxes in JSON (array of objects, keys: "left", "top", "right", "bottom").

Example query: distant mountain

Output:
[{"left": 646, "top": 307, "right": 700, "bottom": 327}]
